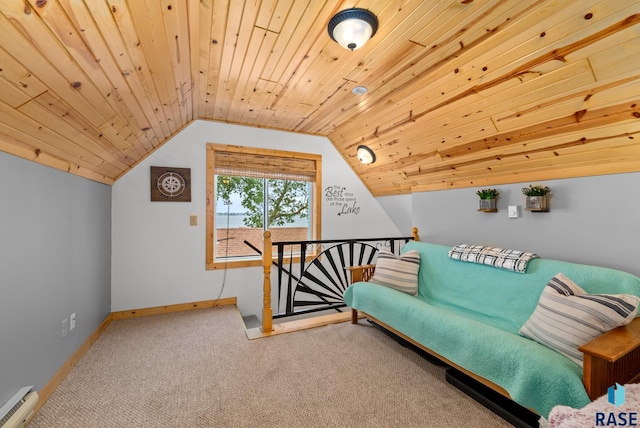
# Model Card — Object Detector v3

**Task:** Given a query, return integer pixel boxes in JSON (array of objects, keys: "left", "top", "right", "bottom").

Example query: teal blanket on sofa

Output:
[{"left": 343, "top": 241, "right": 640, "bottom": 418}]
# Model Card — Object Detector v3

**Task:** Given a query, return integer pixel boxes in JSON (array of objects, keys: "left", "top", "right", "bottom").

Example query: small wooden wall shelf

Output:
[
  {"left": 525, "top": 195, "right": 549, "bottom": 212},
  {"left": 478, "top": 199, "right": 497, "bottom": 212}
]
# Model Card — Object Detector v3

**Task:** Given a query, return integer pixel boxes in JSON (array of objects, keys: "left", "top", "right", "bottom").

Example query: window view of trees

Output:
[
  {"left": 215, "top": 176, "right": 311, "bottom": 259},
  {"left": 216, "top": 176, "right": 309, "bottom": 228},
  {"left": 206, "top": 144, "right": 320, "bottom": 269}
]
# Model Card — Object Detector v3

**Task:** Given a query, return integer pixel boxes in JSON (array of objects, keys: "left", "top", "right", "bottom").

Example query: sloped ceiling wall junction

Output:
[{"left": 0, "top": 1, "right": 638, "bottom": 195}]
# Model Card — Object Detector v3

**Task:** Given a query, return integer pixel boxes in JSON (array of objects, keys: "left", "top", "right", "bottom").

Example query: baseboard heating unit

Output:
[{"left": 0, "top": 386, "right": 38, "bottom": 428}]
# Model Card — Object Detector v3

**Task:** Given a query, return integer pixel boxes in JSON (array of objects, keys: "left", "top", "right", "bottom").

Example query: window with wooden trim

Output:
[{"left": 206, "top": 144, "right": 322, "bottom": 269}]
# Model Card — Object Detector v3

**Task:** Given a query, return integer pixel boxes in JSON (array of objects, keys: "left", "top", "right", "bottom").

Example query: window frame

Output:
[{"left": 206, "top": 143, "right": 322, "bottom": 270}]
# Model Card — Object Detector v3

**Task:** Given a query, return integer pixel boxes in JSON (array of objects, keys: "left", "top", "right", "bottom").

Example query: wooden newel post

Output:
[
  {"left": 262, "top": 231, "right": 273, "bottom": 333},
  {"left": 412, "top": 227, "right": 420, "bottom": 242}
]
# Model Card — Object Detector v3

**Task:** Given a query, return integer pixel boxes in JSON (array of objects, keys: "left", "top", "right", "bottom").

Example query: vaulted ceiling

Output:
[{"left": 1, "top": 1, "right": 639, "bottom": 195}]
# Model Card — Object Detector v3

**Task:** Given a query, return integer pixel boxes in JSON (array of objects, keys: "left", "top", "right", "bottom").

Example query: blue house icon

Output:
[{"left": 608, "top": 383, "right": 625, "bottom": 407}]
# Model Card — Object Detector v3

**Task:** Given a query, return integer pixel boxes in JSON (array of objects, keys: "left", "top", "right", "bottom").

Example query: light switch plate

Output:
[
  {"left": 508, "top": 205, "right": 519, "bottom": 218},
  {"left": 190, "top": 215, "right": 198, "bottom": 226}
]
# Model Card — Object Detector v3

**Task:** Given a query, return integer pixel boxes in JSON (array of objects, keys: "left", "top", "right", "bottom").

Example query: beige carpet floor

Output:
[{"left": 30, "top": 306, "right": 514, "bottom": 427}]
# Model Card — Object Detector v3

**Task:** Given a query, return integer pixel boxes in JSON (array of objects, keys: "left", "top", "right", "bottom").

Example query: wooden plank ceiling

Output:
[{"left": 0, "top": 0, "right": 639, "bottom": 195}]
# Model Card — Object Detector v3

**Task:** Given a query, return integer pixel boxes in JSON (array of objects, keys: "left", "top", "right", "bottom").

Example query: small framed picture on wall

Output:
[{"left": 150, "top": 166, "right": 191, "bottom": 202}]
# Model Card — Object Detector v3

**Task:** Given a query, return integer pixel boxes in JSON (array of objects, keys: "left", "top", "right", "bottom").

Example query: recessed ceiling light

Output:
[{"left": 352, "top": 86, "right": 367, "bottom": 95}]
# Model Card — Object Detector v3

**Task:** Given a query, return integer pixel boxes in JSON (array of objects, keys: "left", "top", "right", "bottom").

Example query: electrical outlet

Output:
[
  {"left": 70, "top": 313, "right": 76, "bottom": 331},
  {"left": 61, "top": 319, "right": 68, "bottom": 338}
]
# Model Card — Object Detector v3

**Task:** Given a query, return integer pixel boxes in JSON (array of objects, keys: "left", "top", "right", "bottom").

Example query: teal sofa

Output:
[{"left": 343, "top": 241, "right": 640, "bottom": 418}]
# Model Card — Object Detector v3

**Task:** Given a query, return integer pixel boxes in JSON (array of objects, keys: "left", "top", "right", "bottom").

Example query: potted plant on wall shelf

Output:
[
  {"left": 476, "top": 188, "right": 499, "bottom": 212},
  {"left": 522, "top": 185, "right": 550, "bottom": 212}
]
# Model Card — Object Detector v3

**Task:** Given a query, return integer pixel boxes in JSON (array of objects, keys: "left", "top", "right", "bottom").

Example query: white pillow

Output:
[
  {"left": 519, "top": 273, "right": 639, "bottom": 366},
  {"left": 369, "top": 250, "right": 420, "bottom": 296}
]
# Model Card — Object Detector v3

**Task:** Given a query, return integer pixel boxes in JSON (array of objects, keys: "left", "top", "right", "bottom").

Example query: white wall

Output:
[
  {"left": 111, "top": 120, "right": 400, "bottom": 317},
  {"left": 376, "top": 194, "right": 413, "bottom": 235},
  {"left": 402, "top": 173, "right": 640, "bottom": 276}
]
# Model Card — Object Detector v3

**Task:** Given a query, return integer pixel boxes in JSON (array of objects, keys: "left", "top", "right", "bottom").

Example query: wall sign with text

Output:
[{"left": 324, "top": 184, "right": 360, "bottom": 216}]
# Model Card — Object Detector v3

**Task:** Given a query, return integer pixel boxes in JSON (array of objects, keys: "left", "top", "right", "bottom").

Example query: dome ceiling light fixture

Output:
[
  {"left": 357, "top": 145, "right": 376, "bottom": 165},
  {"left": 328, "top": 8, "right": 378, "bottom": 51}
]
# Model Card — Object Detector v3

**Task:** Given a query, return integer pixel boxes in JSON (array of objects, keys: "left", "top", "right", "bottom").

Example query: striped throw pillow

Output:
[
  {"left": 369, "top": 250, "right": 420, "bottom": 296},
  {"left": 519, "top": 273, "right": 639, "bottom": 366}
]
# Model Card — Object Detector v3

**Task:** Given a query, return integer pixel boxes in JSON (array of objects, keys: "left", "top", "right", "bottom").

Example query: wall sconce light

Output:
[
  {"left": 357, "top": 145, "right": 376, "bottom": 164},
  {"left": 328, "top": 8, "right": 378, "bottom": 51}
]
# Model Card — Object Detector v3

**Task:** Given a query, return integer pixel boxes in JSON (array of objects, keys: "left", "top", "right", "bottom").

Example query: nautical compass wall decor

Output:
[{"left": 150, "top": 166, "right": 191, "bottom": 202}]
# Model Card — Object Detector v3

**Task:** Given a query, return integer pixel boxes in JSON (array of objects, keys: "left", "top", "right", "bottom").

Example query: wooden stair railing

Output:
[
  {"left": 260, "top": 227, "right": 419, "bottom": 333},
  {"left": 344, "top": 227, "right": 419, "bottom": 284},
  {"left": 262, "top": 231, "right": 273, "bottom": 333}
]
